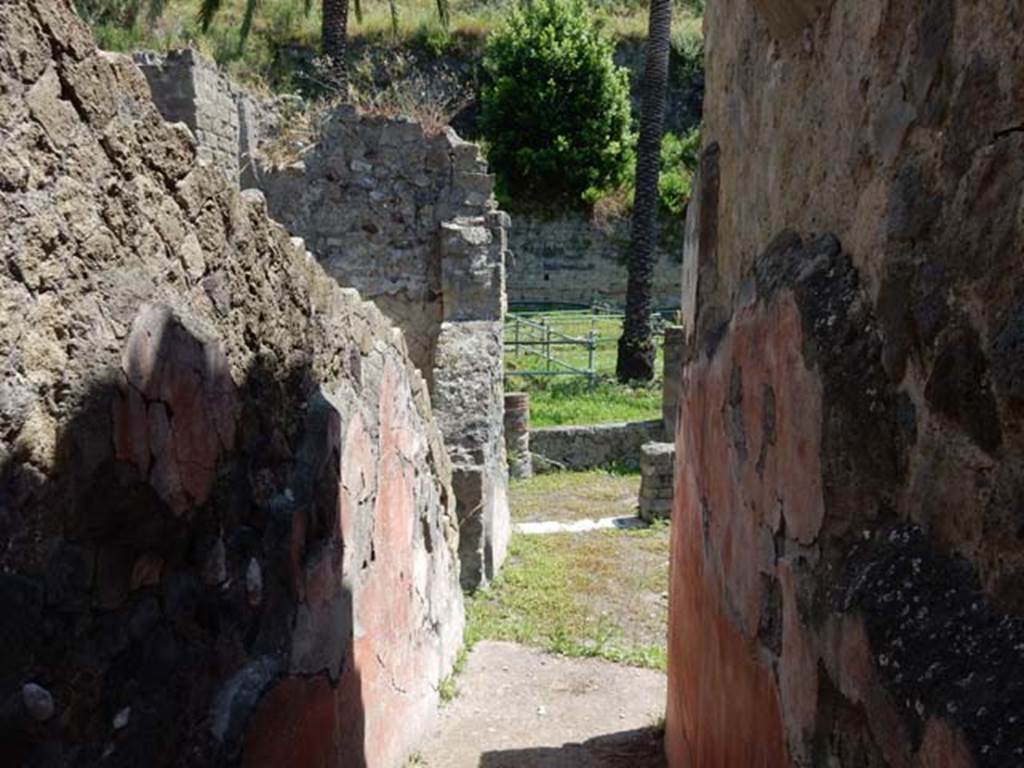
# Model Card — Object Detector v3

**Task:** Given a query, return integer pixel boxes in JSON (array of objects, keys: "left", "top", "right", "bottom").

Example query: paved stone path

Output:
[
  {"left": 417, "top": 641, "right": 667, "bottom": 767},
  {"left": 514, "top": 515, "right": 646, "bottom": 535}
]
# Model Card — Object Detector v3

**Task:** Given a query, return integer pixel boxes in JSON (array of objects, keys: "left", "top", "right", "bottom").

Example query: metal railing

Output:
[
  {"left": 504, "top": 305, "right": 674, "bottom": 381},
  {"left": 505, "top": 314, "right": 599, "bottom": 379}
]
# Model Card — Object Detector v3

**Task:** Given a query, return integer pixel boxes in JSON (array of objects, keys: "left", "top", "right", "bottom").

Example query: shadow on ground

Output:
[{"left": 479, "top": 726, "right": 666, "bottom": 768}]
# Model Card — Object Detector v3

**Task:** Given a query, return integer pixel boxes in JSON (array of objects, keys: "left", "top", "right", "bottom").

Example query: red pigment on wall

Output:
[{"left": 666, "top": 295, "right": 824, "bottom": 767}]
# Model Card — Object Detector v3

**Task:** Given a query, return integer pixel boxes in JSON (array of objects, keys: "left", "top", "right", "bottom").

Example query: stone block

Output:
[
  {"left": 380, "top": 118, "right": 424, "bottom": 146},
  {"left": 639, "top": 442, "right": 675, "bottom": 522},
  {"left": 440, "top": 217, "right": 506, "bottom": 322}
]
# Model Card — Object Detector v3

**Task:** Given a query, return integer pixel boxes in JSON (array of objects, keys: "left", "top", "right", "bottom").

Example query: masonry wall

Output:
[
  {"left": 254, "top": 108, "right": 511, "bottom": 590},
  {"left": 507, "top": 211, "right": 683, "bottom": 309},
  {"left": 133, "top": 49, "right": 241, "bottom": 185},
  {"left": 0, "top": 4, "right": 463, "bottom": 766},
  {"left": 531, "top": 420, "right": 663, "bottom": 473},
  {"left": 133, "top": 52, "right": 512, "bottom": 592},
  {"left": 666, "top": 1, "right": 1024, "bottom": 766},
  {"left": 255, "top": 111, "right": 496, "bottom": 374}
]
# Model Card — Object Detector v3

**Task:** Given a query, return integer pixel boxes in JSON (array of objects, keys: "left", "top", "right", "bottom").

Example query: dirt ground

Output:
[{"left": 416, "top": 641, "right": 667, "bottom": 767}]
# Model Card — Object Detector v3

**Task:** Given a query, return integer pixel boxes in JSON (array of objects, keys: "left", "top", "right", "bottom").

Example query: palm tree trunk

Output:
[
  {"left": 616, "top": 0, "right": 672, "bottom": 383},
  {"left": 322, "top": 0, "right": 349, "bottom": 95}
]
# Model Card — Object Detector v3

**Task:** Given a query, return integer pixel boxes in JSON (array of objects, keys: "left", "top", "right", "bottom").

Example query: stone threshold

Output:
[{"left": 514, "top": 515, "right": 648, "bottom": 535}]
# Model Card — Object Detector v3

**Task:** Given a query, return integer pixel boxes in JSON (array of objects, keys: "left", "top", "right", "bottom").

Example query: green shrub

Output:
[
  {"left": 658, "top": 127, "right": 700, "bottom": 214},
  {"left": 670, "top": 24, "right": 704, "bottom": 90},
  {"left": 480, "top": 0, "right": 634, "bottom": 205}
]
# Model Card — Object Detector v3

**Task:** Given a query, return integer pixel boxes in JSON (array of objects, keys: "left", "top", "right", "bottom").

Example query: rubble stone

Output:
[
  {"left": 135, "top": 51, "right": 513, "bottom": 593},
  {"left": 0, "top": 5, "right": 463, "bottom": 766},
  {"left": 666, "top": 0, "right": 1024, "bottom": 755}
]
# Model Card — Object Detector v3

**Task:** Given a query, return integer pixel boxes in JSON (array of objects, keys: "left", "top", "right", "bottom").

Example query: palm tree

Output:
[
  {"left": 616, "top": 0, "right": 672, "bottom": 383},
  {"left": 321, "top": 0, "right": 350, "bottom": 89}
]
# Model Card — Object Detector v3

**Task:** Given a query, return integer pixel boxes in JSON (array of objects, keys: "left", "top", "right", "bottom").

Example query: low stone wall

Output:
[
  {"left": 639, "top": 442, "right": 675, "bottom": 521},
  {"left": 531, "top": 420, "right": 664, "bottom": 472},
  {"left": 507, "top": 211, "right": 682, "bottom": 309}
]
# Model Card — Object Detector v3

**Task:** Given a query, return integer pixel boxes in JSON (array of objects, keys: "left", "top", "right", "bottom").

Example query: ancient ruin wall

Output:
[
  {"left": 507, "top": 211, "right": 682, "bottom": 309},
  {"left": 254, "top": 110, "right": 511, "bottom": 590},
  {"left": 0, "top": 3, "right": 463, "bottom": 766},
  {"left": 667, "top": 0, "right": 1024, "bottom": 766},
  {"left": 133, "top": 49, "right": 241, "bottom": 186},
  {"left": 255, "top": 111, "right": 497, "bottom": 374}
]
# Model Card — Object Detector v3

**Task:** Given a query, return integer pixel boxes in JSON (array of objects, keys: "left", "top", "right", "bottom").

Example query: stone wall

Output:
[
  {"left": 507, "top": 211, "right": 683, "bottom": 309},
  {"left": 0, "top": 4, "right": 463, "bottom": 766},
  {"left": 666, "top": 1, "right": 1024, "bottom": 766},
  {"left": 254, "top": 109, "right": 497, "bottom": 375},
  {"left": 531, "top": 420, "right": 664, "bottom": 473},
  {"left": 133, "top": 49, "right": 241, "bottom": 185},
  {"left": 253, "top": 109, "right": 511, "bottom": 590},
  {"left": 134, "top": 52, "right": 512, "bottom": 592}
]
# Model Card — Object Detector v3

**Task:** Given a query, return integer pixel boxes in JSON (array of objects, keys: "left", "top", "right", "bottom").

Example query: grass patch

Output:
[
  {"left": 466, "top": 531, "right": 669, "bottom": 670},
  {"left": 510, "top": 466, "right": 640, "bottom": 522},
  {"left": 437, "top": 644, "right": 469, "bottom": 704},
  {"left": 506, "top": 309, "right": 670, "bottom": 427},
  {"left": 467, "top": 471, "right": 670, "bottom": 671},
  {"left": 523, "top": 377, "right": 661, "bottom": 427}
]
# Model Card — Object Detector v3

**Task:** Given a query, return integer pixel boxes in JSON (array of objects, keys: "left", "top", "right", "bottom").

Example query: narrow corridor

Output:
[{"left": 417, "top": 641, "right": 666, "bottom": 767}]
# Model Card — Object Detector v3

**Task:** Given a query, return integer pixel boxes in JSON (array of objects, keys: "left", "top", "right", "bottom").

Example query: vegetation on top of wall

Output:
[
  {"left": 479, "top": 0, "right": 634, "bottom": 206},
  {"left": 76, "top": 0, "right": 704, "bottom": 218},
  {"left": 74, "top": 0, "right": 703, "bottom": 98}
]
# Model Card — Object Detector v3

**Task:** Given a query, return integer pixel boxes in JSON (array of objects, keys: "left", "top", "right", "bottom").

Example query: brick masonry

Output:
[{"left": 134, "top": 49, "right": 241, "bottom": 186}]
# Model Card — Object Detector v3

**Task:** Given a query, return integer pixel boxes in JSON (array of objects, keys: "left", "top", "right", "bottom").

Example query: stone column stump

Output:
[
  {"left": 504, "top": 392, "right": 532, "bottom": 479},
  {"left": 639, "top": 441, "right": 675, "bottom": 522}
]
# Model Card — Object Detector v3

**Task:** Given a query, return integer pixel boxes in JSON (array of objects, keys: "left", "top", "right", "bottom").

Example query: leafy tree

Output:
[
  {"left": 617, "top": 0, "right": 672, "bottom": 383},
  {"left": 480, "top": 0, "right": 634, "bottom": 204}
]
